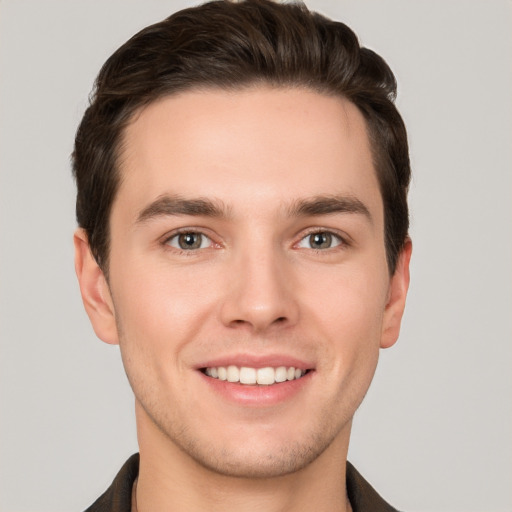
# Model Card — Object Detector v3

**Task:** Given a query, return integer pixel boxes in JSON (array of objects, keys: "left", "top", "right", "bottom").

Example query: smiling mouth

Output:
[{"left": 201, "top": 365, "right": 309, "bottom": 385}]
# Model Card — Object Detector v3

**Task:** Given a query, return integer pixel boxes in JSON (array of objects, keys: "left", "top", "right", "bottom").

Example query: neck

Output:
[{"left": 134, "top": 406, "right": 352, "bottom": 512}]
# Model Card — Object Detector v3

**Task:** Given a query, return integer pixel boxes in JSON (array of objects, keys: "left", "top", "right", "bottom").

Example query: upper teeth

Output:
[{"left": 204, "top": 366, "right": 305, "bottom": 385}]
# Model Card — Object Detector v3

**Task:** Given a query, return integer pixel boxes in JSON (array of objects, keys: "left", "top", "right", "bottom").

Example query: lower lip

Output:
[{"left": 199, "top": 371, "right": 313, "bottom": 407}]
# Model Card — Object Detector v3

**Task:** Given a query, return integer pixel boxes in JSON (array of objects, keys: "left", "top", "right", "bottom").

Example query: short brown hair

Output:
[{"left": 73, "top": 0, "right": 410, "bottom": 274}]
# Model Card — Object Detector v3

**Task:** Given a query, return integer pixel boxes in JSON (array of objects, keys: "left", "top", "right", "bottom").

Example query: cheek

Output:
[
  {"left": 111, "top": 270, "right": 208, "bottom": 404},
  {"left": 301, "top": 264, "right": 388, "bottom": 381},
  {"left": 305, "top": 264, "right": 388, "bottom": 332},
  {"left": 109, "top": 261, "right": 218, "bottom": 385},
  {"left": 114, "top": 259, "right": 215, "bottom": 331},
  {"left": 318, "top": 276, "right": 385, "bottom": 409}
]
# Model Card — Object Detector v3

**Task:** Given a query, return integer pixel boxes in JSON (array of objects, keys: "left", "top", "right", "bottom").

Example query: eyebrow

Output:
[
  {"left": 136, "top": 195, "right": 228, "bottom": 224},
  {"left": 135, "top": 193, "right": 371, "bottom": 224},
  {"left": 287, "top": 194, "right": 372, "bottom": 222}
]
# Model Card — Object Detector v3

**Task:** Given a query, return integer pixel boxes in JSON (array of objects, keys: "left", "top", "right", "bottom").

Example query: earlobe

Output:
[
  {"left": 74, "top": 229, "right": 119, "bottom": 345},
  {"left": 380, "top": 239, "right": 412, "bottom": 349}
]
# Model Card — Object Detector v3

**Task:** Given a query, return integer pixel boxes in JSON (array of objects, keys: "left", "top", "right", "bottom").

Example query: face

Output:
[{"left": 76, "top": 87, "right": 410, "bottom": 478}]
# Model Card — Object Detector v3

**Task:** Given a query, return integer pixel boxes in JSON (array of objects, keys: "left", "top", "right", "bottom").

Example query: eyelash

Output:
[
  {"left": 162, "top": 229, "right": 216, "bottom": 254},
  {"left": 161, "top": 228, "right": 350, "bottom": 254},
  {"left": 295, "top": 229, "right": 349, "bottom": 252}
]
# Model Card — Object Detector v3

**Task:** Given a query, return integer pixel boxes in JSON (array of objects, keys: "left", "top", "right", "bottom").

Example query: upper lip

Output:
[{"left": 196, "top": 353, "right": 315, "bottom": 371}]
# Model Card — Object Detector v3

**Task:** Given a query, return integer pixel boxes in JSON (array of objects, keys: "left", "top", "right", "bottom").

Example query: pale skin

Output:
[{"left": 75, "top": 87, "right": 411, "bottom": 512}]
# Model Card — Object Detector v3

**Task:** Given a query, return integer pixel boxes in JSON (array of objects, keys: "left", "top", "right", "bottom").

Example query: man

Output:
[{"left": 73, "top": 0, "right": 411, "bottom": 510}]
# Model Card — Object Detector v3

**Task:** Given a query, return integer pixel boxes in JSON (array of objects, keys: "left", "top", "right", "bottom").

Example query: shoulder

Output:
[
  {"left": 346, "top": 461, "right": 401, "bottom": 512},
  {"left": 83, "top": 454, "right": 139, "bottom": 512}
]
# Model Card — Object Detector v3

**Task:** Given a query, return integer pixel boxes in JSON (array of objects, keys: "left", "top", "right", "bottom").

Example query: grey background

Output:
[{"left": 1, "top": 1, "right": 511, "bottom": 511}]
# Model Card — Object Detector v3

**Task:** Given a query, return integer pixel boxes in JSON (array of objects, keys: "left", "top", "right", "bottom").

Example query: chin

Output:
[
  {"left": 180, "top": 433, "right": 334, "bottom": 479},
  {"left": 149, "top": 408, "right": 351, "bottom": 479}
]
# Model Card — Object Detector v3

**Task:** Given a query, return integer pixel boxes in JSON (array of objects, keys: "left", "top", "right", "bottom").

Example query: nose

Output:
[{"left": 219, "top": 247, "right": 299, "bottom": 333}]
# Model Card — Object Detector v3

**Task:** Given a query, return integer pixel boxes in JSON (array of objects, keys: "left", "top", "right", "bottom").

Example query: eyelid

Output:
[
  {"left": 294, "top": 228, "right": 350, "bottom": 250},
  {"left": 161, "top": 227, "right": 220, "bottom": 250},
  {"left": 159, "top": 226, "right": 350, "bottom": 252}
]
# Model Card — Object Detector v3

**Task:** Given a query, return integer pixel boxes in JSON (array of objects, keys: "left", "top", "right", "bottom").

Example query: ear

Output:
[
  {"left": 380, "top": 239, "right": 412, "bottom": 349},
  {"left": 74, "top": 228, "right": 119, "bottom": 345}
]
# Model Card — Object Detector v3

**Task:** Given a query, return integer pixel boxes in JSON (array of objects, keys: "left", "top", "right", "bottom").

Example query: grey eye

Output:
[
  {"left": 297, "top": 231, "right": 342, "bottom": 250},
  {"left": 167, "top": 232, "right": 211, "bottom": 250},
  {"left": 310, "top": 232, "right": 332, "bottom": 249}
]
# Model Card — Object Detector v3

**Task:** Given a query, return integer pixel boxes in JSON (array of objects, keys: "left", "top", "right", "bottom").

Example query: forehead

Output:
[{"left": 115, "top": 86, "right": 381, "bottom": 221}]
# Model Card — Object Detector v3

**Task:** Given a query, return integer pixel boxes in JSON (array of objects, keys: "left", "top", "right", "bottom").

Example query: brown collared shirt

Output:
[{"left": 84, "top": 454, "right": 400, "bottom": 512}]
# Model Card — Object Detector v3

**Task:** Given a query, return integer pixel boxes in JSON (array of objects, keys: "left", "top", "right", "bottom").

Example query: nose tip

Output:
[
  {"left": 219, "top": 256, "right": 299, "bottom": 333},
  {"left": 229, "top": 312, "right": 289, "bottom": 332}
]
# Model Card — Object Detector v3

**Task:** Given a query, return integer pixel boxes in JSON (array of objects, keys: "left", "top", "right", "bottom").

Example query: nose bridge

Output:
[{"left": 219, "top": 236, "right": 298, "bottom": 331}]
